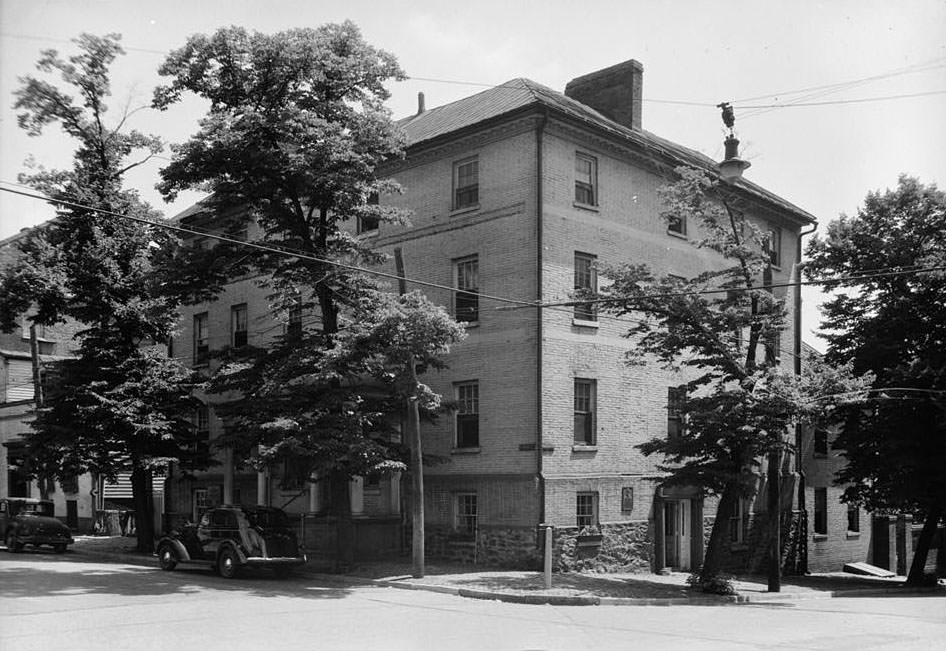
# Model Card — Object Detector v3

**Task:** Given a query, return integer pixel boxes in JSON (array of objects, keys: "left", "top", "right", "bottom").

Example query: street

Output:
[{"left": 2, "top": 554, "right": 944, "bottom": 651}]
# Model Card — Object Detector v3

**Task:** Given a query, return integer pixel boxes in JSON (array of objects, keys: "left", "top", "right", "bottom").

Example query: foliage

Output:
[
  {"left": 153, "top": 24, "right": 461, "bottom": 512},
  {"left": 0, "top": 33, "right": 204, "bottom": 551},
  {"left": 597, "top": 166, "right": 869, "bottom": 580},
  {"left": 686, "top": 571, "right": 736, "bottom": 595},
  {"left": 207, "top": 291, "right": 465, "bottom": 482},
  {"left": 805, "top": 176, "right": 946, "bottom": 583}
]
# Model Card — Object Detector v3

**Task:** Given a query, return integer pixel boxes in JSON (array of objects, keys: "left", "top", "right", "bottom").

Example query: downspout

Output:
[
  {"left": 795, "top": 222, "right": 817, "bottom": 574},
  {"left": 536, "top": 109, "right": 548, "bottom": 525}
]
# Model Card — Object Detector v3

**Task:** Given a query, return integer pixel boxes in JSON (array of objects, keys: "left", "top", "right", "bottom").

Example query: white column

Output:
[
  {"left": 350, "top": 476, "right": 364, "bottom": 516},
  {"left": 388, "top": 472, "right": 401, "bottom": 514},
  {"left": 223, "top": 448, "right": 234, "bottom": 504},
  {"left": 308, "top": 475, "right": 320, "bottom": 513},
  {"left": 257, "top": 470, "right": 268, "bottom": 506}
]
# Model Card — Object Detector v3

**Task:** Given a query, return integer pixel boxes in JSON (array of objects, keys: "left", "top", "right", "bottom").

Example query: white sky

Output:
[{"left": 1, "top": 0, "right": 945, "bottom": 348}]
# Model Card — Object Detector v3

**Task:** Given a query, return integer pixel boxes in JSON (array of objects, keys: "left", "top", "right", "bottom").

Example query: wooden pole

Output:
[{"left": 394, "top": 248, "right": 425, "bottom": 578}]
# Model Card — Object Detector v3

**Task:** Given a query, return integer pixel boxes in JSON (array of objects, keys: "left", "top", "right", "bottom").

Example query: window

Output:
[
  {"left": 814, "top": 488, "right": 828, "bottom": 535},
  {"left": 574, "top": 153, "right": 597, "bottom": 205},
  {"left": 455, "top": 382, "right": 479, "bottom": 448},
  {"left": 667, "top": 386, "right": 686, "bottom": 441},
  {"left": 61, "top": 476, "right": 79, "bottom": 494},
  {"left": 456, "top": 493, "right": 478, "bottom": 535},
  {"left": 231, "top": 304, "right": 248, "bottom": 348},
  {"left": 813, "top": 430, "right": 829, "bottom": 457},
  {"left": 766, "top": 227, "right": 782, "bottom": 267},
  {"left": 454, "top": 256, "right": 479, "bottom": 323},
  {"left": 287, "top": 300, "right": 303, "bottom": 337},
  {"left": 766, "top": 329, "right": 782, "bottom": 363},
  {"left": 453, "top": 158, "right": 479, "bottom": 210},
  {"left": 193, "top": 312, "right": 209, "bottom": 365},
  {"left": 357, "top": 192, "right": 380, "bottom": 234},
  {"left": 730, "top": 498, "right": 747, "bottom": 544},
  {"left": 194, "top": 404, "right": 210, "bottom": 455},
  {"left": 576, "top": 492, "right": 598, "bottom": 528},
  {"left": 667, "top": 214, "right": 687, "bottom": 236},
  {"left": 847, "top": 504, "right": 860, "bottom": 533},
  {"left": 573, "top": 252, "right": 597, "bottom": 322},
  {"left": 573, "top": 379, "right": 596, "bottom": 445},
  {"left": 193, "top": 488, "right": 211, "bottom": 522}
]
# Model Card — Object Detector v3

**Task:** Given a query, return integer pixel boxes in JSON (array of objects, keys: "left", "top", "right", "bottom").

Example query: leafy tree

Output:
[
  {"left": 806, "top": 176, "right": 946, "bottom": 585},
  {"left": 0, "top": 33, "right": 203, "bottom": 552},
  {"left": 597, "top": 167, "right": 868, "bottom": 586},
  {"left": 152, "top": 23, "right": 447, "bottom": 565}
]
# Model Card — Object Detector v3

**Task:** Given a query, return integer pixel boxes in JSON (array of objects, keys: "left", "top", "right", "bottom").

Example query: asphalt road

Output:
[{"left": 2, "top": 553, "right": 944, "bottom": 651}]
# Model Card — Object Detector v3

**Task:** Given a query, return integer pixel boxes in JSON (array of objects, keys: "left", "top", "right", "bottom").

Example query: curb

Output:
[{"left": 69, "top": 547, "right": 943, "bottom": 606}]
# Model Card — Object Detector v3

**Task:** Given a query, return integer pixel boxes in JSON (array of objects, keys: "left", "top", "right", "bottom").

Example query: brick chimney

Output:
[{"left": 564, "top": 59, "right": 643, "bottom": 131}]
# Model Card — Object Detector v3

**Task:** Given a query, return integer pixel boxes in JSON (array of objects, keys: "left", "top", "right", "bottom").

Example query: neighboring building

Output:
[
  {"left": 0, "top": 227, "right": 94, "bottom": 533},
  {"left": 168, "top": 59, "right": 816, "bottom": 571}
]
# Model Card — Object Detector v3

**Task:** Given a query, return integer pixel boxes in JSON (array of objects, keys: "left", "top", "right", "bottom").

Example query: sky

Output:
[{"left": 1, "top": 0, "right": 945, "bottom": 348}]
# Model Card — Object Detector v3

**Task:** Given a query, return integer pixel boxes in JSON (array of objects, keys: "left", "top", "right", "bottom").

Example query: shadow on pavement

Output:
[{"left": 0, "top": 551, "right": 353, "bottom": 601}]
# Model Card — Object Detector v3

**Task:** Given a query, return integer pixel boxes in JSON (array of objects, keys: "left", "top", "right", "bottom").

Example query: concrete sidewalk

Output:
[{"left": 65, "top": 535, "right": 944, "bottom": 606}]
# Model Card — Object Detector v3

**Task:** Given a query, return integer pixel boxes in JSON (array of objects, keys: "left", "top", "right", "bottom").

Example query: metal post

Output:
[
  {"left": 767, "top": 448, "right": 781, "bottom": 592},
  {"left": 544, "top": 525, "right": 553, "bottom": 589}
]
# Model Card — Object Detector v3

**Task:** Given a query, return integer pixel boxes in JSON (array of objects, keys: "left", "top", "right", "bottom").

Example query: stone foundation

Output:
[
  {"left": 425, "top": 525, "right": 540, "bottom": 568},
  {"left": 553, "top": 521, "right": 653, "bottom": 573}
]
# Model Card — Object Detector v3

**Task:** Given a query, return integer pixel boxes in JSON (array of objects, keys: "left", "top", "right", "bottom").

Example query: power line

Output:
[
  {"left": 0, "top": 184, "right": 539, "bottom": 310},
  {"left": 737, "top": 89, "right": 946, "bottom": 110}
]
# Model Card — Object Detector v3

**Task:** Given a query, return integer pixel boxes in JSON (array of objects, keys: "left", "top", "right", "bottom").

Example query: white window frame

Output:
[
  {"left": 455, "top": 381, "right": 480, "bottom": 449},
  {"left": 231, "top": 304, "right": 248, "bottom": 348},
  {"left": 574, "top": 152, "right": 598, "bottom": 206},
  {"left": 576, "top": 492, "right": 598, "bottom": 528},
  {"left": 573, "top": 379, "right": 597, "bottom": 445},
  {"left": 454, "top": 256, "right": 480, "bottom": 324},
  {"left": 455, "top": 492, "right": 478, "bottom": 536},
  {"left": 573, "top": 252, "right": 597, "bottom": 322},
  {"left": 453, "top": 157, "right": 479, "bottom": 210},
  {"left": 193, "top": 312, "right": 209, "bottom": 365},
  {"left": 729, "top": 497, "right": 747, "bottom": 544}
]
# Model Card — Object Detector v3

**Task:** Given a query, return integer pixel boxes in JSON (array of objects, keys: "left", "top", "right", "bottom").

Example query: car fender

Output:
[
  {"left": 157, "top": 537, "right": 192, "bottom": 562},
  {"left": 218, "top": 540, "right": 248, "bottom": 565}
]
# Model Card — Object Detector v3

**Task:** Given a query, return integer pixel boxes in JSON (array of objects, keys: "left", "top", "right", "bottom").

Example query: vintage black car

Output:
[
  {"left": 155, "top": 505, "right": 306, "bottom": 579},
  {"left": 1, "top": 498, "right": 74, "bottom": 554}
]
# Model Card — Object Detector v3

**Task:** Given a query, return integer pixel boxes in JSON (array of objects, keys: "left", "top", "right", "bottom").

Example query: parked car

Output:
[
  {"left": 155, "top": 505, "right": 306, "bottom": 579},
  {"left": 1, "top": 498, "right": 74, "bottom": 554}
]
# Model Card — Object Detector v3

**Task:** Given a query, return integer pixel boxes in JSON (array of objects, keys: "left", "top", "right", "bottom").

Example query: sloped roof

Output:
[{"left": 398, "top": 78, "right": 815, "bottom": 223}]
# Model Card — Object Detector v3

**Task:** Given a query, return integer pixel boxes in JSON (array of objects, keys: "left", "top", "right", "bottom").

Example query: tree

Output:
[
  {"left": 597, "top": 167, "right": 868, "bottom": 587},
  {"left": 806, "top": 176, "right": 946, "bottom": 585},
  {"left": 0, "top": 33, "right": 204, "bottom": 552},
  {"left": 152, "top": 23, "right": 443, "bottom": 565}
]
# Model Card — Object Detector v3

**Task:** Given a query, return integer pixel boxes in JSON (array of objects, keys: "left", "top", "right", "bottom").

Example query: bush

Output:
[{"left": 686, "top": 572, "right": 736, "bottom": 595}]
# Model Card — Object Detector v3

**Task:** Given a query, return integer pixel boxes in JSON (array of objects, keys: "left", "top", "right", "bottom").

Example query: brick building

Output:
[{"left": 167, "top": 59, "right": 816, "bottom": 571}]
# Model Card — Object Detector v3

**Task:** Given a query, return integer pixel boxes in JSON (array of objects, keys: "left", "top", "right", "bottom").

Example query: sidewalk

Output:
[{"left": 67, "top": 535, "right": 943, "bottom": 606}]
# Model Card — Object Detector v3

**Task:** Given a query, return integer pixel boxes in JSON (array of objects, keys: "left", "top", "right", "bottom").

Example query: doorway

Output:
[{"left": 664, "top": 499, "right": 692, "bottom": 570}]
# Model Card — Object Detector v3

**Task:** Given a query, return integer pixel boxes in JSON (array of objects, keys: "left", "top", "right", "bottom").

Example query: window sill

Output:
[
  {"left": 571, "top": 444, "right": 598, "bottom": 453},
  {"left": 846, "top": 531, "right": 861, "bottom": 539},
  {"left": 573, "top": 201, "right": 599, "bottom": 212},
  {"left": 666, "top": 229, "right": 688, "bottom": 240},
  {"left": 451, "top": 447, "right": 481, "bottom": 455},
  {"left": 572, "top": 318, "right": 599, "bottom": 329},
  {"left": 356, "top": 230, "right": 379, "bottom": 239},
  {"left": 450, "top": 204, "right": 480, "bottom": 217},
  {"left": 813, "top": 453, "right": 828, "bottom": 459},
  {"left": 813, "top": 533, "right": 828, "bottom": 541},
  {"left": 461, "top": 321, "right": 480, "bottom": 329},
  {"left": 730, "top": 542, "right": 749, "bottom": 551}
]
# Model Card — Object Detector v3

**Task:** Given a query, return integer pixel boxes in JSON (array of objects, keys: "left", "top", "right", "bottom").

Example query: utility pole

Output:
[
  {"left": 763, "top": 264, "right": 781, "bottom": 593},
  {"left": 394, "top": 248, "right": 425, "bottom": 578},
  {"left": 29, "top": 323, "right": 54, "bottom": 500}
]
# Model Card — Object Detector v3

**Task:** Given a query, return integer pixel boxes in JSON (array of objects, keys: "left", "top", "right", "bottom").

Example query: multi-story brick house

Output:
[
  {"left": 0, "top": 226, "right": 95, "bottom": 532},
  {"left": 167, "top": 59, "right": 816, "bottom": 571}
]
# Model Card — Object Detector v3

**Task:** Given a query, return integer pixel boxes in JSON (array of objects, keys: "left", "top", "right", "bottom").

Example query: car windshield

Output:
[
  {"left": 245, "top": 509, "right": 290, "bottom": 528},
  {"left": 17, "top": 503, "right": 55, "bottom": 517}
]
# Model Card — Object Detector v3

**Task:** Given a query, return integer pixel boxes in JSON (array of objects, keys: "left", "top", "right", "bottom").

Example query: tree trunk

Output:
[
  {"left": 131, "top": 465, "right": 155, "bottom": 553},
  {"left": 332, "top": 472, "right": 354, "bottom": 572},
  {"left": 906, "top": 503, "right": 943, "bottom": 586},
  {"left": 701, "top": 482, "right": 739, "bottom": 582}
]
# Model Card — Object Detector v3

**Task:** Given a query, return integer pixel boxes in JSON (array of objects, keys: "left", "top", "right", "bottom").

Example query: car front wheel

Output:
[
  {"left": 5, "top": 532, "right": 22, "bottom": 553},
  {"left": 217, "top": 548, "right": 239, "bottom": 579},
  {"left": 157, "top": 543, "right": 178, "bottom": 571}
]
